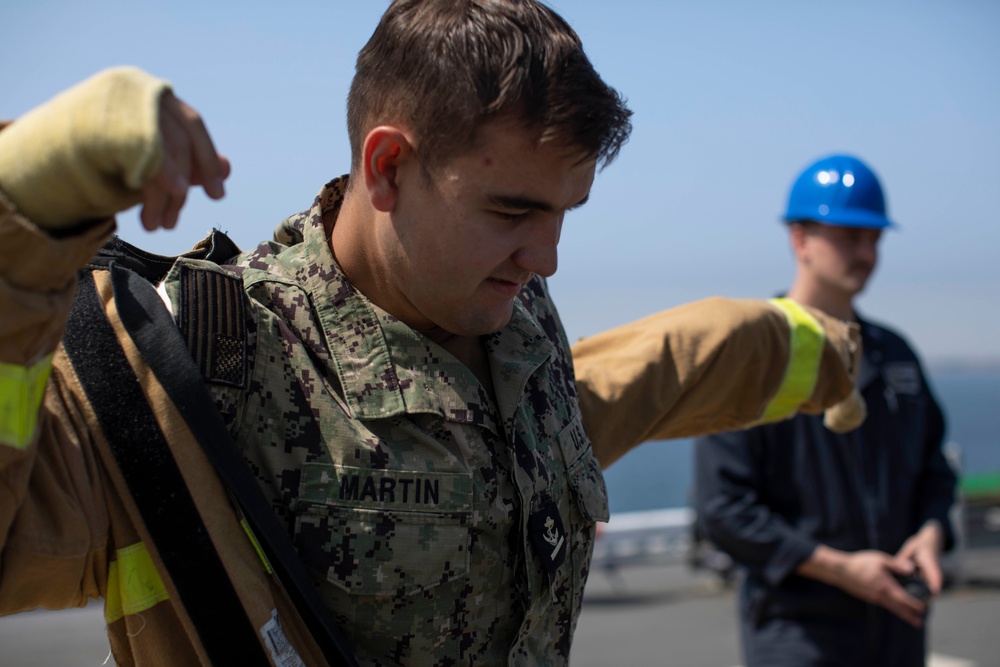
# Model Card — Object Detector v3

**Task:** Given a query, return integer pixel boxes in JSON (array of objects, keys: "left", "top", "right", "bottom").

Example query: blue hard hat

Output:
[{"left": 782, "top": 154, "right": 895, "bottom": 229}]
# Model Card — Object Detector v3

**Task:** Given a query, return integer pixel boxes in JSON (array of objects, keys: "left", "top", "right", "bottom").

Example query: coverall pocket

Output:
[
  {"left": 293, "top": 463, "right": 473, "bottom": 596},
  {"left": 554, "top": 415, "right": 609, "bottom": 613},
  {"left": 568, "top": 453, "right": 610, "bottom": 523},
  {"left": 558, "top": 413, "right": 610, "bottom": 524}
]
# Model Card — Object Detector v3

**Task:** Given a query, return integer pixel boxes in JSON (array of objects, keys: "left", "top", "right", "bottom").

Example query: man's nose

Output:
[{"left": 513, "top": 215, "right": 562, "bottom": 278}]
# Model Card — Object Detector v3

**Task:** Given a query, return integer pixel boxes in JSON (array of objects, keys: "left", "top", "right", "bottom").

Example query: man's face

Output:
[
  {"left": 797, "top": 222, "right": 883, "bottom": 297},
  {"left": 376, "top": 119, "right": 597, "bottom": 341}
]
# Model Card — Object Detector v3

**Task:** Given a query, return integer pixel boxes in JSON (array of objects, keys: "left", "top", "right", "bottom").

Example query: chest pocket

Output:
[
  {"left": 557, "top": 412, "right": 610, "bottom": 524},
  {"left": 542, "top": 413, "right": 609, "bottom": 605},
  {"left": 293, "top": 463, "right": 473, "bottom": 596}
]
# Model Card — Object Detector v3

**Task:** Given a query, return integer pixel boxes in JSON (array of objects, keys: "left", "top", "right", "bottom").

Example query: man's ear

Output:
[
  {"left": 789, "top": 222, "right": 809, "bottom": 259},
  {"left": 362, "top": 126, "right": 414, "bottom": 212}
]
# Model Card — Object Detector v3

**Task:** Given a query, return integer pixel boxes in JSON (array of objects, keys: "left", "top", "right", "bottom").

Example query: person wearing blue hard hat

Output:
[
  {"left": 781, "top": 154, "right": 894, "bottom": 320},
  {"left": 695, "top": 154, "right": 957, "bottom": 666}
]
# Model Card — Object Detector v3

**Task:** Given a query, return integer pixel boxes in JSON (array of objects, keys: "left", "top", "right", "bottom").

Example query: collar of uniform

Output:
[
  {"left": 487, "top": 284, "right": 556, "bottom": 438},
  {"left": 371, "top": 286, "right": 554, "bottom": 435},
  {"left": 299, "top": 177, "right": 553, "bottom": 432},
  {"left": 368, "top": 302, "right": 501, "bottom": 432}
]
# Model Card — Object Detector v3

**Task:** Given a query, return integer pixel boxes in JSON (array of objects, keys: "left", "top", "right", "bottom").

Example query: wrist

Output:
[
  {"left": 0, "top": 67, "right": 170, "bottom": 228},
  {"left": 796, "top": 544, "right": 849, "bottom": 587}
]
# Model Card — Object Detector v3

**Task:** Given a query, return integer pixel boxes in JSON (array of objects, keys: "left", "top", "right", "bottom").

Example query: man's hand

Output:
[
  {"left": 896, "top": 521, "right": 945, "bottom": 597},
  {"left": 837, "top": 550, "right": 928, "bottom": 627},
  {"left": 823, "top": 386, "right": 866, "bottom": 433},
  {"left": 140, "top": 92, "right": 229, "bottom": 231},
  {"left": 0, "top": 67, "right": 229, "bottom": 230},
  {"left": 797, "top": 544, "right": 928, "bottom": 628},
  {"left": 789, "top": 304, "right": 866, "bottom": 432}
]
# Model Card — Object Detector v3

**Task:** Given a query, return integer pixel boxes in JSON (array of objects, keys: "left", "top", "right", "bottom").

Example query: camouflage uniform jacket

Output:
[{"left": 175, "top": 177, "right": 610, "bottom": 666}]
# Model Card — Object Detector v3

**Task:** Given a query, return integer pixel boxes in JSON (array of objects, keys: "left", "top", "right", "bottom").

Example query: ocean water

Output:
[{"left": 602, "top": 370, "right": 1000, "bottom": 514}]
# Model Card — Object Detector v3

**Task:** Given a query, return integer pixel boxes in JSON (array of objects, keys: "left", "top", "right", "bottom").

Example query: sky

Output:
[{"left": 3, "top": 0, "right": 999, "bottom": 366}]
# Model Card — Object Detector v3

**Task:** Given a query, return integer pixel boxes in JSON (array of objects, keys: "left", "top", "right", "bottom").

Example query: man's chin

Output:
[
  {"left": 473, "top": 317, "right": 514, "bottom": 337},
  {"left": 842, "top": 280, "right": 870, "bottom": 298},
  {"left": 459, "top": 307, "right": 515, "bottom": 337}
]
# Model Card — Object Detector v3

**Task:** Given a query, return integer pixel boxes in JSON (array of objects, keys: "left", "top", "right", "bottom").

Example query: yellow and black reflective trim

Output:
[
  {"left": 105, "top": 542, "right": 170, "bottom": 623},
  {"left": 0, "top": 355, "right": 53, "bottom": 449},
  {"left": 761, "top": 298, "right": 825, "bottom": 422}
]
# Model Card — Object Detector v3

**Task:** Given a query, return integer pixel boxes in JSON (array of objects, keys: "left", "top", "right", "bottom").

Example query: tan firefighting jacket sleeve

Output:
[
  {"left": 572, "top": 298, "right": 863, "bottom": 468},
  {"left": 0, "top": 192, "right": 331, "bottom": 667},
  {"left": 0, "top": 64, "right": 169, "bottom": 458},
  {"left": 0, "top": 69, "right": 171, "bottom": 616},
  {"left": 0, "top": 67, "right": 162, "bottom": 620},
  {"left": 0, "top": 183, "right": 117, "bottom": 610},
  {"left": 0, "top": 68, "right": 168, "bottom": 228},
  {"left": 0, "top": 79, "right": 334, "bottom": 667}
]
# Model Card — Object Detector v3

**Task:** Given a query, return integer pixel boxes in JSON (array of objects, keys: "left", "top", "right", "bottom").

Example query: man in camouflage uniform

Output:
[{"left": 0, "top": 1, "right": 863, "bottom": 665}]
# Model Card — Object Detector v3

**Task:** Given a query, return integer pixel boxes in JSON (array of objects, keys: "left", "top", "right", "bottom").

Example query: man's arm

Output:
[
  {"left": 0, "top": 67, "right": 228, "bottom": 446},
  {"left": 0, "top": 67, "right": 227, "bottom": 611},
  {"left": 0, "top": 67, "right": 227, "bottom": 232},
  {"left": 694, "top": 427, "right": 930, "bottom": 629},
  {"left": 693, "top": 428, "right": 819, "bottom": 586},
  {"left": 573, "top": 297, "right": 863, "bottom": 468}
]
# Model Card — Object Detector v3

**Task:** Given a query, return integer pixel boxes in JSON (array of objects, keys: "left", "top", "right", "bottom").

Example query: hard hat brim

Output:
[{"left": 782, "top": 209, "right": 896, "bottom": 230}]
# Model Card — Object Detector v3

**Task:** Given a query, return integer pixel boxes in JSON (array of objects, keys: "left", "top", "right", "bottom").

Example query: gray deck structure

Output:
[{"left": 1, "top": 548, "right": 997, "bottom": 666}]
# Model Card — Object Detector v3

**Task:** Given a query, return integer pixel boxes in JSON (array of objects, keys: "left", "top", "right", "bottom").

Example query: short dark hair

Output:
[{"left": 347, "top": 0, "right": 632, "bottom": 174}]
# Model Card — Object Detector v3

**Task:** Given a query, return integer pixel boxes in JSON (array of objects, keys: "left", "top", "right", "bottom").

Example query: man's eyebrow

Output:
[{"left": 487, "top": 193, "right": 590, "bottom": 213}]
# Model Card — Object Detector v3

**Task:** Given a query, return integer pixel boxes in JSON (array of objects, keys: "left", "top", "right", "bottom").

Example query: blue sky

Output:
[{"left": 3, "top": 0, "right": 998, "bottom": 364}]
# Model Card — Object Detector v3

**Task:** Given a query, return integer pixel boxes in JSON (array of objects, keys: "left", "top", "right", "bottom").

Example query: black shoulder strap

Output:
[
  {"left": 64, "top": 245, "right": 357, "bottom": 667},
  {"left": 65, "top": 270, "right": 272, "bottom": 667}
]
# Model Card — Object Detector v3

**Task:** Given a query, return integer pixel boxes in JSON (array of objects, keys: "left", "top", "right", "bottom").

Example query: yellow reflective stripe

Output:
[
  {"left": 240, "top": 518, "right": 273, "bottom": 575},
  {"left": 0, "top": 355, "right": 53, "bottom": 450},
  {"left": 104, "top": 542, "right": 170, "bottom": 624},
  {"left": 761, "top": 298, "right": 825, "bottom": 422}
]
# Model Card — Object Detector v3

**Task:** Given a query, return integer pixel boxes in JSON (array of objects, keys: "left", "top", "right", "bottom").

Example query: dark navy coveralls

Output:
[{"left": 695, "top": 314, "right": 957, "bottom": 667}]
